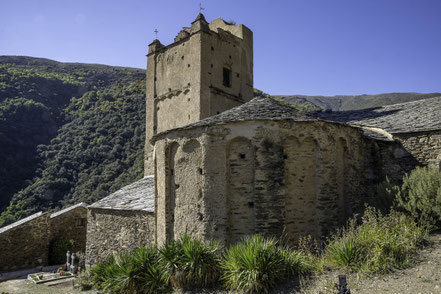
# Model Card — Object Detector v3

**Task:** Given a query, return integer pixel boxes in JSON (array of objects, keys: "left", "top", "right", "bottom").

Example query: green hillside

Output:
[{"left": 0, "top": 56, "right": 146, "bottom": 227}]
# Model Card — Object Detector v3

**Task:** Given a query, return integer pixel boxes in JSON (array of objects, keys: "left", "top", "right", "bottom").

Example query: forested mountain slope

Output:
[{"left": 0, "top": 56, "right": 145, "bottom": 226}]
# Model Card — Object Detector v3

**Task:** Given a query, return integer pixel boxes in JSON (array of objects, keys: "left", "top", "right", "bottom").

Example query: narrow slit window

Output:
[{"left": 223, "top": 67, "right": 232, "bottom": 88}]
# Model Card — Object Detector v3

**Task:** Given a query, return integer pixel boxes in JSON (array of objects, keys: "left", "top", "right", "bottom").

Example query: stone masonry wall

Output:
[
  {"left": 50, "top": 207, "right": 87, "bottom": 254},
  {"left": 366, "top": 130, "right": 441, "bottom": 188},
  {"left": 86, "top": 208, "right": 155, "bottom": 265},
  {"left": 395, "top": 130, "right": 441, "bottom": 169},
  {"left": 154, "top": 120, "right": 366, "bottom": 246},
  {"left": 0, "top": 213, "right": 50, "bottom": 272}
]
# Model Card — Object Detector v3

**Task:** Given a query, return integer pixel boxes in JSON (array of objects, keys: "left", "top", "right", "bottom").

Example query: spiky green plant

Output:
[
  {"left": 89, "top": 247, "right": 169, "bottom": 294},
  {"left": 159, "top": 234, "right": 221, "bottom": 289},
  {"left": 327, "top": 238, "right": 361, "bottom": 268},
  {"left": 221, "top": 235, "right": 286, "bottom": 293}
]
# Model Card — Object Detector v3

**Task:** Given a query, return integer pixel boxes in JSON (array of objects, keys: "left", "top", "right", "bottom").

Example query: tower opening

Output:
[{"left": 223, "top": 67, "right": 232, "bottom": 88}]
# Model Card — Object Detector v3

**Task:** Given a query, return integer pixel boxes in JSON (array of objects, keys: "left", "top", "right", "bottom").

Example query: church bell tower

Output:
[{"left": 145, "top": 13, "right": 253, "bottom": 174}]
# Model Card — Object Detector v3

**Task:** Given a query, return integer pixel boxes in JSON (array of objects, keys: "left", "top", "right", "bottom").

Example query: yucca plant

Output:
[
  {"left": 90, "top": 247, "right": 169, "bottom": 294},
  {"left": 326, "top": 238, "right": 361, "bottom": 268},
  {"left": 90, "top": 255, "right": 116, "bottom": 290},
  {"left": 221, "top": 235, "right": 286, "bottom": 293},
  {"left": 159, "top": 234, "right": 221, "bottom": 289}
]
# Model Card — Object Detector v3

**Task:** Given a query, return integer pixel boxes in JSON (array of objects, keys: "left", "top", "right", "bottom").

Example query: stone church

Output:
[
  {"left": 2, "top": 13, "right": 440, "bottom": 270},
  {"left": 85, "top": 14, "right": 441, "bottom": 264}
]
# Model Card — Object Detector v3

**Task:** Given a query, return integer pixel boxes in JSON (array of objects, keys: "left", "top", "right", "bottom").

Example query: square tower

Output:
[{"left": 145, "top": 13, "right": 253, "bottom": 174}]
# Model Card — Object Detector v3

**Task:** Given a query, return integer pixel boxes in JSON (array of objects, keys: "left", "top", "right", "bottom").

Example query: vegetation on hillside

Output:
[{"left": 0, "top": 56, "right": 145, "bottom": 227}]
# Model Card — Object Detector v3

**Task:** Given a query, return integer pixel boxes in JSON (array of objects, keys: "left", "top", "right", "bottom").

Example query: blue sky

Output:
[{"left": 1, "top": 0, "right": 440, "bottom": 95}]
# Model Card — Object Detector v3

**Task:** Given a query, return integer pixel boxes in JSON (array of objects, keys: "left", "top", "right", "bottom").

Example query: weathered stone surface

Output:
[
  {"left": 145, "top": 14, "right": 253, "bottom": 174},
  {"left": 50, "top": 203, "right": 88, "bottom": 254},
  {"left": 86, "top": 208, "right": 155, "bottom": 265},
  {"left": 154, "top": 119, "right": 366, "bottom": 246},
  {"left": 0, "top": 212, "right": 50, "bottom": 271},
  {"left": 394, "top": 131, "right": 441, "bottom": 169},
  {"left": 0, "top": 204, "right": 88, "bottom": 272}
]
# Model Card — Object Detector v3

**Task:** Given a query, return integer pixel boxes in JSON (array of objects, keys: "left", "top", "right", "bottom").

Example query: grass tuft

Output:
[{"left": 324, "top": 207, "right": 429, "bottom": 274}]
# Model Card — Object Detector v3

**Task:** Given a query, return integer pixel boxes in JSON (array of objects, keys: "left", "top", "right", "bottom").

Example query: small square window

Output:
[{"left": 76, "top": 218, "right": 86, "bottom": 227}]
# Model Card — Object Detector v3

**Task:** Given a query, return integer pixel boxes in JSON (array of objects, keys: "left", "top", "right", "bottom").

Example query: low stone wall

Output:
[
  {"left": 0, "top": 213, "right": 50, "bottom": 272},
  {"left": 86, "top": 208, "right": 155, "bottom": 265}
]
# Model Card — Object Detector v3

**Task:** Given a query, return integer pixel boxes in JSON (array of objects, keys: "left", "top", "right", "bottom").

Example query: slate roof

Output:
[
  {"left": 50, "top": 202, "right": 88, "bottom": 218},
  {"left": 153, "top": 97, "right": 319, "bottom": 140},
  {"left": 318, "top": 96, "right": 441, "bottom": 134},
  {"left": 88, "top": 176, "right": 155, "bottom": 212},
  {"left": 154, "top": 96, "right": 441, "bottom": 143},
  {"left": 0, "top": 211, "right": 46, "bottom": 234}
]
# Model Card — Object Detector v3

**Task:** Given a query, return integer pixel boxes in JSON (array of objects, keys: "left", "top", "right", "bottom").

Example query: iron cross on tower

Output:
[
  {"left": 199, "top": 3, "right": 204, "bottom": 12},
  {"left": 154, "top": 29, "right": 158, "bottom": 39}
]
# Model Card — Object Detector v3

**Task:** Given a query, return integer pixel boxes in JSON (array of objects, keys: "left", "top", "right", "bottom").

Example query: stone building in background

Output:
[
  {"left": 0, "top": 203, "right": 87, "bottom": 272},
  {"left": 86, "top": 176, "right": 155, "bottom": 265}
]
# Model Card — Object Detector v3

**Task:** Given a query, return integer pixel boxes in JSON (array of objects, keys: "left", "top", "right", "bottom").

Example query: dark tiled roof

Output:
[
  {"left": 153, "top": 97, "right": 319, "bottom": 140},
  {"left": 0, "top": 212, "right": 46, "bottom": 234},
  {"left": 50, "top": 202, "right": 87, "bottom": 218},
  {"left": 88, "top": 176, "right": 154, "bottom": 212},
  {"left": 318, "top": 96, "right": 441, "bottom": 134}
]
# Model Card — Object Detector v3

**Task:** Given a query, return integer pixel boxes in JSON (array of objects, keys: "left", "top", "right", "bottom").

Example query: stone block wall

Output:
[
  {"left": 0, "top": 206, "right": 88, "bottom": 272},
  {"left": 395, "top": 131, "right": 441, "bottom": 169},
  {"left": 367, "top": 130, "right": 441, "bottom": 188},
  {"left": 50, "top": 207, "right": 87, "bottom": 254},
  {"left": 0, "top": 213, "right": 50, "bottom": 272},
  {"left": 86, "top": 208, "right": 155, "bottom": 265},
  {"left": 154, "top": 120, "right": 367, "bottom": 246}
]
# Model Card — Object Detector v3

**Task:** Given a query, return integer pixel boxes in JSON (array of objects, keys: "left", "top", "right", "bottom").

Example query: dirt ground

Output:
[
  {"left": 0, "top": 277, "right": 96, "bottom": 294},
  {"left": 1, "top": 233, "right": 440, "bottom": 294}
]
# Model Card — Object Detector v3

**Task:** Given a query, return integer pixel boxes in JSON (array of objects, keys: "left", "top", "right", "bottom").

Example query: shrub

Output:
[
  {"left": 395, "top": 166, "right": 441, "bottom": 227},
  {"left": 324, "top": 207, "right": 428, "bottom": 274},
  {"left": 90, "top": 247, "right": 169, "bottom": 294},
  {"left": 48, "top": 238, "right": 75, "bottom": 265},
  {"left": 375, "top": 176, "right": 400, "bottom": 213},
  {"left": 221, "top": 235, "right": 284, "bottom": 293},
  {"left": 159, "top": 234, "right": 221, "bottom": 289},
  {"left": 221, "top": 235, "right": 313, "bottom": 293},
  {"left": 279, "top": 248, "right": 316, "bottom": 276},
  {"left": 76, "top": 269, "right": 93, "bottom": 291}
]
